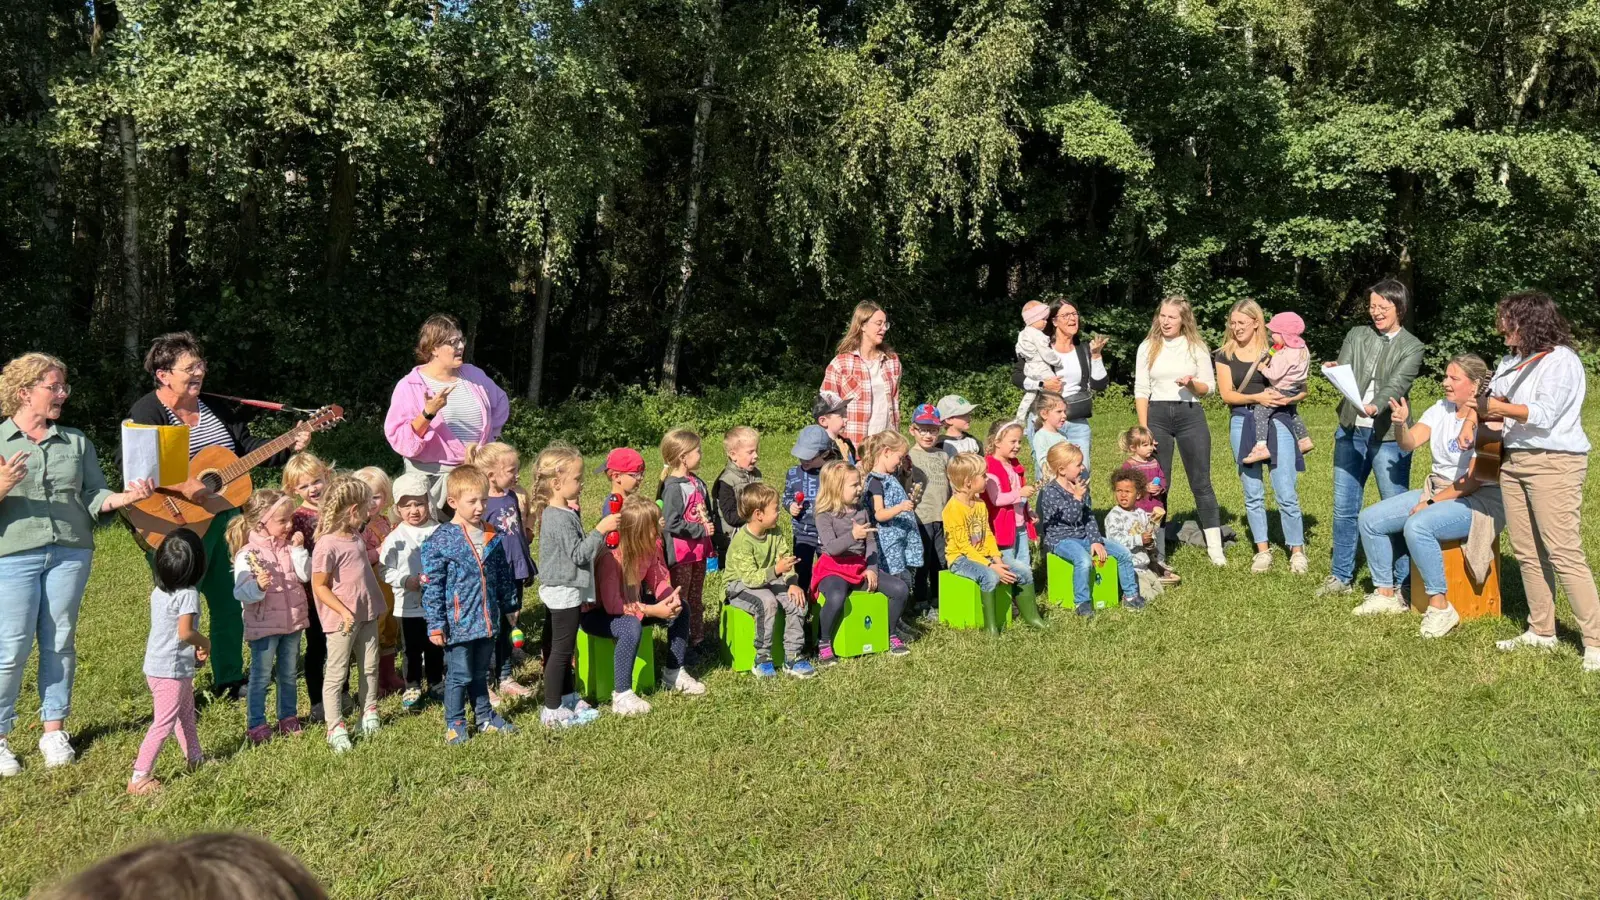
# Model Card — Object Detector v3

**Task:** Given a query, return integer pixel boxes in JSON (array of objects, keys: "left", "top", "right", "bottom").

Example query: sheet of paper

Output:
[{"left": 1321, "top": 364, "right": 1367, "bottom": 410}]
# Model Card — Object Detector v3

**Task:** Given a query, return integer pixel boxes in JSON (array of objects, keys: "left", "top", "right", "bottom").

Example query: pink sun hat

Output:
[{"left": 1266, "top": 312, "right": 1307, "bottom": 349}]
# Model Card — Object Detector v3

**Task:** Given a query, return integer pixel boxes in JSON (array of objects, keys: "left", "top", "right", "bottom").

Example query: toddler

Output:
[
  {"left": 907, "top": 404, "right": 950, "bottom": 617},
  {"left": 310, "top": 476, "right": 387, "bottom": 752},
  {"left": 1038, "top": 442, "right": 1142, "bottom": 616},
  {"left": 229, "top": 490, "right": 309, "bottom": 746},
  {"left": 1118, "top": 426, "right": 1179, "bottom": 584},
  {"left": 983, "top": 421, "right": 1037, "bottom": 583},
  {"left": 860, "top": 430, "right": 922, "bottom": 638},
  {"left": 281, "top": 451, "right": 332, "bottom": 721},
  {"left": 129, "top": 529, "right": 210, "bottom": 795},
  {"left": 936, "top": 395, "right": 980, "bottom": 457},
  {"left": 1101, "top": 469, "right": 1165, "bottom": 600},
  {"left": 659, "top": 428, "right": 715, "bottom": 655},
  {"left": 723, "top": 483, "right": 815, "bottom": 678},
  {"left": 813, "top": 392, "right": 857, "bottom": 465},
  {"left": 380, "top": 472, "right": 443, "bottom": 709},
  {"left": 462, "top": 442, "right": 535, "bottom": 703},
  {"left": 784, "top": 424, "right": 832, "bottom": 592},
  {"left": 812, "top": 462, "right": 910, "bottom": 661},
  {"left": 352, "top": 466, "right": 405, "bottom": 698},
  {"left": 941, "top": 453, "right": 1033, "bottom": 633},
  {"left": 1014, "top": 300, "right": 1060, "bottom": 423},
  {"left": 712, "top": 426, "right": 763, "bottom": 560},
  {"left": 584, "top": 494, "right": 690, "bottom": 715},
  {"left": 1241, "top": 311, "right": 1314, "bottom": 463}
]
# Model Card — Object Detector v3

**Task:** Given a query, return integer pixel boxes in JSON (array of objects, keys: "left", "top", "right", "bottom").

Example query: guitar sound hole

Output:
[{"left": 200, "top": 472, "right": 225, "bottom": 494}]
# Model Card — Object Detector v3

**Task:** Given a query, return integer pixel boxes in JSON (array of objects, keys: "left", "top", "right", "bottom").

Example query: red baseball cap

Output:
[{"left": 597, "top": 448, "right": 645, "bottom": 474}]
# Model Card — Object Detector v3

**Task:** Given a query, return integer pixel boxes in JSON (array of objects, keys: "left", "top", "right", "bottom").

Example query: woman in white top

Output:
[
  {"left": 1352, "top": 354, "right": 1503, "bottom": 638},
  {"left": 1134, "top": 296, "right": 1225, "bottom": 565},
  {"left": 1015, "top": 299, "right": 1109, "bottom": 457},
  {"left": 1478, "top": 291, "right": 1600, "bottom": 669}
]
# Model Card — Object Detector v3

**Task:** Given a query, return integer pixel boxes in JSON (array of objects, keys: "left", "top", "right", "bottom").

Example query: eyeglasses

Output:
[
  {"left": 35, "top": 382, "right": 71, "bottom": 398},
  {"left": 1057, "top": 311, "right": 1080, "bottom": 321},
  {"left": 165, "top": 363, "right": 207, "bottom": 376}
]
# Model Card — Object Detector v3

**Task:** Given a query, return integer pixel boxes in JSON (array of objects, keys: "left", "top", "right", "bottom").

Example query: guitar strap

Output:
[
  {"left": 204, "top": 393, "right": 322, "bottom": 416},
  {"left": 1497, "top": 352, "right": 1548, "bottom": 401}
]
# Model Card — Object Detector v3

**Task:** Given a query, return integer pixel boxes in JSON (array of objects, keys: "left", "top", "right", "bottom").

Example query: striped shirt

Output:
[
  {"left": 164, "top": 401, "right": 236, "bottom": 457},
  {"left": 420, "top": 373, "right": 485, "bottom": 447}
]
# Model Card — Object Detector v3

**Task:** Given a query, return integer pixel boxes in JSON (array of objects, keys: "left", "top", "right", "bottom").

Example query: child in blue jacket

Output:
[
  {"left": 784, "top": 425, "right": 835, "bottom": 595},
  {"left": 421, "top": 466, "right": 519, "bottom": 744}
]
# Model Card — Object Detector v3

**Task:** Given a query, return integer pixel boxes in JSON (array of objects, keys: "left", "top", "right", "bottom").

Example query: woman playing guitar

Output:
[{"left": 126, "top": 332, "right": 313, "bottom": 697}]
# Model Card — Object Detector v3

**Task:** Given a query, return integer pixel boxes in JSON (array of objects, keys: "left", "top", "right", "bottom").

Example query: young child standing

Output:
[
  {"left": 463, "top": 442, "right": 535, "bottom": 703},
  {"left": 1014, "top": 300, "right": 1061, "bottom": 424},
  {"left": 584, "top": 494, "right": 690, "bottom": 715},
  {"left": 1102, "top": 469, "right": 1165, "bottom": 600},
  {"left": 813, "top": 392, "right": 857, "bottom": 465},
  {"left": 724, "top": 482, "right": 815, "bottom": 678},
  {"left": 532, "top": 443, "right": 619, "bottom": 728},
  {"left": 1117, "top": 426, "right": 1179, "bottom": 584},
  {"left": 907, "top": 404, "right": 951, "bottom": 617},
  {"left": 1029, "top": 392, "right": 1071, "bottom": 482},
  {"left": 860, "top": 430, "right": 922, "bottom": 639},
  {"left": 984, "top": 421, "right": 1038, "bottom": 583},
  {"left": 310, "top": 477, "right": 387, "bottom": 753},
  {"left": 129, "top": 529, "right": 211, "bottom": 795},
  {"left": 784, "top": 425, "right": 834, "bottom": 592},
  {"left": 812, "top": 461, "right": 911, "bottom": 662},
  {"left": 712, "top": 426, "right": 763, "bottom": 560},
  {"left": 941, "top": 453, "right": 1033, "bottom": 633},
  {"left": 229, "top": 490, "right": 310, "bottom": 746},
  {"left": 421, "top": 466, "right": 518, "bottom": 743},
  {"left": 1241, "top": 311, "right": 1314, "bottom": 463},
  {"left": 380, "top": 473, "right": 442, "bottom": 710},
  {"left": 659, "top": 429, "right": 715, "bottom": 655},
  {"left": 352, "top": 467, "right": 405, "bottom": 698},
  {"left": 1038, "top": 442, "right": 1142, "bottom": 616},
  {"left": 282, "top": 451, "right": 332, "bottom": 721},
  {"left": 937, "top": 395, "right": 980, "bottom": 457}
]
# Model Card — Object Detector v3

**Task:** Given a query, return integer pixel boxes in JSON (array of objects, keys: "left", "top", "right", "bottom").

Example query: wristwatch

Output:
[{"left": 423, "top": 409, "right": 437, "bottom": 421}]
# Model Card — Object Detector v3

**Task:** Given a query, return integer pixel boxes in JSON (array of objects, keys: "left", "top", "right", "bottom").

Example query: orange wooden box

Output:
[{"left": 1410, "top": 539, "right": 1500, "bottom": 619}]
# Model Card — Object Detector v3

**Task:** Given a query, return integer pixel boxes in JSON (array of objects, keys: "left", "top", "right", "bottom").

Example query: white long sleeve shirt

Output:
[
  {"left": 1492, "top": 346, "right": 1591, "bottom": 453},
  {"left": 1135, "top": 336, "right": 1215, "bottom": 403},
  {"left": 232, "top": 546, "right": 311, "bottom": 603}
]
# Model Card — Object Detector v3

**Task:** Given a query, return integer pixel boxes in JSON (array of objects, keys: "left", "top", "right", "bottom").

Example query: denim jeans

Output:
[
  {"left": 1027, "top": 420, "right": 1093, "bottom": 481},
  {"left": 1230, "top": 414, "right": 1305, "bottom": 548},
  {"left": 1357, "top": 489, "right": 1473, "bottom": 596},
  {"left": 247, "top": 631, "right": 302, "bottom": 728},
  {"left": 1001, "top": 535, "right": 1032, "bottom": 575},
  {"left": 949, "top": 556, "right": 1032, "bottom": 591},
  {"left": 443, "top": 638, "right": 495, "bottom": 729},
  {"left": 1050, "top": 538, "right": 1139, "bottom": 602},
  {"left": 1332, "top": 425, "right": 1413, "bottom": 584},
  {"left": 0, "top": 545, "right": 94, "bottom": 735}
]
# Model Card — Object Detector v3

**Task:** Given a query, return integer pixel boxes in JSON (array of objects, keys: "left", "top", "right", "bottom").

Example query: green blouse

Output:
[{"left": 0, "top": 418, "right": 117, "bottom": 557}]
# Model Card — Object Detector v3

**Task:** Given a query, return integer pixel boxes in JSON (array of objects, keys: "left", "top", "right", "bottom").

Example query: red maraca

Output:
[{"left": 605, "top": 493, "right": 623, "bottom": 547}]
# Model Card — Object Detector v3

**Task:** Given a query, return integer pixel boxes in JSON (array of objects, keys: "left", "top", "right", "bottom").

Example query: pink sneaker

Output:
[
  {"left": 275, "top": 716, "right": 304, "bottom": 736},
  {"left": 247, "top": 724, "right": 273, "bottom": 746},
  {"left": 127, "top": 775, "right": 162, "bottom": 796}
]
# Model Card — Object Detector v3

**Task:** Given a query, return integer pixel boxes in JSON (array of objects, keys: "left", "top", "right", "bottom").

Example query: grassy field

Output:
[{"left": 5, "top": 401, "right": 1600, "bottom": 898}]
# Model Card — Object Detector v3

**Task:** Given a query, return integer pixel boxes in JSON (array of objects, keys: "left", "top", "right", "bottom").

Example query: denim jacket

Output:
[{"left": 420, "top": 523, "right": 513, "bottom": 645}]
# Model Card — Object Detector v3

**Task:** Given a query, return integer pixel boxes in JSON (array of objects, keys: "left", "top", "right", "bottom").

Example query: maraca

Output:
[
  {"left": 795, "top": 491, "right": 806, "bottom": 507},
  {"left": 605, "top": 493, "right": 623, "bottom": 547},
  {"left": 511, "top": 628, "right": 525, "bottom": 650}
]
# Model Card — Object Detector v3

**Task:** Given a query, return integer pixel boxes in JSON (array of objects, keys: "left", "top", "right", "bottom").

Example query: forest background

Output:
[{"left": 3, "top": 0, "right": 1597, "bottom": 453}]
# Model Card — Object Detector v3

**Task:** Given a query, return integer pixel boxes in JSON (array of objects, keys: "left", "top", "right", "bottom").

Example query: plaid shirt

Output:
[{"left": 821, "top": 350, "right": 902, "bottom": 445}]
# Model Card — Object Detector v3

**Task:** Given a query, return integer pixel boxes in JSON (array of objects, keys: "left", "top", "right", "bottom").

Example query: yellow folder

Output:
[{"left": 121, "top": 421, "right": 191, "bottom": 487}]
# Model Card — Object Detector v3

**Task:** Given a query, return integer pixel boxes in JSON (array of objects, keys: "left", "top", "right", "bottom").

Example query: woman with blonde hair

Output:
[
  {"left": 1133, "top": 296, "right": 1226, "bottom": 566},
  {"left": 1212, "top": 299, "right": 1308, "bottom": 574},
  {"left": 820, "top": 301, "right": 902, "bottom": 445}
]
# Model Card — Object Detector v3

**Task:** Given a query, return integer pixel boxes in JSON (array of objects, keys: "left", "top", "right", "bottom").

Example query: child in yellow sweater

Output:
[{"left": 942, "top": 452, "right": 1033, "bottom": 634}]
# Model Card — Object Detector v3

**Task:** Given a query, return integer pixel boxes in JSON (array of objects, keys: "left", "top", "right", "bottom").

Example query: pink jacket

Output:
[
  {"left": 383, "top": 364, "right": 510, "bottom": 466},
  {"left": 235, "top": 531, "right": 312, "bottom": 642},
  {"left": 1261, "top": 346, "right": 1310, "bottom": 392},
  {"left": 984, "top": 455, "right": 1036, "bottom": 549}
]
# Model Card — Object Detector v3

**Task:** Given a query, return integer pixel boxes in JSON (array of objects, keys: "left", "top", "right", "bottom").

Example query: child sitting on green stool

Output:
[
  {"left": 724, "top": 483, "right": 815, "bottom": 679},
  {"left": 1037, "top": 443, "right": 1142, "bottom": 617},
  {"left": 812, "top": 461, "right": 911, "bottom": 663},
  {"left": 941, "top": 452, "right": 1036, "bottom": 633}
]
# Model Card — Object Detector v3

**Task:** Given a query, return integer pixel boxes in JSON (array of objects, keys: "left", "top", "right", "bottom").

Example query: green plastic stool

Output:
[
  {"left": 574, "top": 625, "right": 657, "bottom": 704},
  {"left": 719, "top": 602, "right": 789, "bottom": 671},
  {"left": 807, "top": 591, "right": 890, "bottom": 657},
  {"left": 1047, "top": 552, "right": 1120, "bottom": 610},
  {"left": 938, "top": 570, "right": 1012, "bottom": 631}
]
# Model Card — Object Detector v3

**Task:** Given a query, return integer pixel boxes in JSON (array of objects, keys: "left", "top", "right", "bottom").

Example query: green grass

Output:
[{"left": 6, "top": 402, "right": 1600, "bottom": 898}]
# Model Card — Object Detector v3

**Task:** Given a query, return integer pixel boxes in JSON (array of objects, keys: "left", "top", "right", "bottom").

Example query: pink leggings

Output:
[{"left": 133, "top": 676, "right": 200, "bottom": 776}]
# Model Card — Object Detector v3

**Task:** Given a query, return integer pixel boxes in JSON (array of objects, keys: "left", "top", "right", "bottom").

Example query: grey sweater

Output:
[
  {"left": 537, "top": 506, "right": 604, "bottom": 590},
  {"left": 815, "top": 507, "right": 879, "bottom": 564}
]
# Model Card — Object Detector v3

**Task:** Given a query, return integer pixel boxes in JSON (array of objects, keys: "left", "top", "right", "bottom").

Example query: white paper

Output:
[
  {"left": 1321, "top": 364, "right": 1367, "bottom": 410},
  {"left": 121, "top": 423, "right": 159, "bottom": 486}
]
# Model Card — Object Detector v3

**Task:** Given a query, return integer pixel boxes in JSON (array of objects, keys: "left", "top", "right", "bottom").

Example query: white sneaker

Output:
[
  {"left": 0, "top": 738, "right": 20, "bottom": 777},
  {"left": 1315, "top": 576, "right": 1354, "bottom": 597},
  {"left": 1289, "top": 551, "right": 1309, "bottom": 575},
  {"left": 541, "top": 706, "right": 591, "bottom": 729},
  {"left": 611, "top": 690, "right": 652, "bottom": 716},
  {"left": 360, "top": 707, "right": 381, "bottom": 736},
  {"left": 1208, "top": 548, "right": 1228, "bottom": 567},
  {"left": 1352, "top": 592, "right": 1409, "bottom": 617},
  {"left": 326, "top": 723, "right": 353, "bottom": 754},
  {"left": 661, "top": 667, "right": 707, "bottom": 696},
  {"left": 1419, "top": 604, "right": 1461, "bottom": 639},
  {"left": 1250, "top": 550, "right": 1273, "bottom": 573},
  {"left": 38, "top": 731, "right": 75, "bottom": 768},
  {"left": 1496, "top": 630, "right": 1558, "bottom": 653},
  {"left": 1584, "top": 648, "right": 1600, "bottom": 673}
]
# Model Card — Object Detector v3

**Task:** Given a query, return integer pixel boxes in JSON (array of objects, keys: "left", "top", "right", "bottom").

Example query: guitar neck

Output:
[{"left": 219, "top": 428, "right": 302, "bottom": 484}]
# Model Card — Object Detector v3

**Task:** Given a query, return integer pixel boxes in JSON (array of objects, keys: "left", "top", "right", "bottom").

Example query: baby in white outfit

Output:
[{"left": 1015, "top": 300, "right": 1060, "bottom": 423}]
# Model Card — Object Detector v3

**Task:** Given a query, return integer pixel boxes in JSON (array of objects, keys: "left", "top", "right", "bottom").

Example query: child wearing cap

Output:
[
  {"left": 712, "top": 426, "right": 763, "bottom": 560},
  {"left": 907, "top": 404, "right": 950, "bottom": 616},
  {"left": 1240, "top": 311, "right": 1314, "bottom": 464},
  {"left": 937, "top": 395, "right": 981, "bottom": 458},
  {"left": 600, "top": 447, "right": 646, "bottom": 500},
  {"left": 813, "top": 392, "right": 857, "bottom": 465},
  {"left": 379, "top": 473, "right": 443, "bottom": 710},
  {"left": 784, "top": 424, "right": 834, "bottom": 593},
  {"left": 1014, "top": 301, "right": 1061, "bottom": 424}
]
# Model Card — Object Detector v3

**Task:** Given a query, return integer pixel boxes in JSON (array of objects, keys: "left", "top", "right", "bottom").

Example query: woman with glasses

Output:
[
  {"left": 383, "top": 314, "right": 510, "bottom": 516},
  {"left": 1012, "top": 299, "right": 1109, "bottom": 456},
  {"left": 820, "top": 302, "right": 902, "bottom": 445},
  {"left": 127, "top": 332, "right": 313, "bottom": 697},
  {"left": 1, "top": 353, "right": 153, "bottom": 776}
]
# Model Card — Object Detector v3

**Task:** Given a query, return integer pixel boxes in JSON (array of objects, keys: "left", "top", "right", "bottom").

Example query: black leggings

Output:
[
  {"left": 302, "top": 620, "right": 326, "bottom": 701},
  {"left": 1147, "top": 400, "right": 1220, "bottom": 529},
  {"left": 817, "top": 571, "right": 908, "bottom": 646},
  {"left": 913, "top": 521, "right": 946, "bottom": 609},
  {"left": 399, "top": 616, "right": 444, "bottom": 687},
  {"left": 543, "top": 606, "right": 580, "bottom": 710}
]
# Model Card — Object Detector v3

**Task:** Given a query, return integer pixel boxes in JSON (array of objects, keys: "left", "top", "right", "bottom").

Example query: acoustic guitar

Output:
[{"left": 122, "top": 405, "right": 345, "bottom": 550}]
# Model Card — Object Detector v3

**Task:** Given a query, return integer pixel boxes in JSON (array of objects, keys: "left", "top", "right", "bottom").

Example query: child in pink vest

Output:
[{"left": 229, "top": 490, "right": 312, "bottom": 746}]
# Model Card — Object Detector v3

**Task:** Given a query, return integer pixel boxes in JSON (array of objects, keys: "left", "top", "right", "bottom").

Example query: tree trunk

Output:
[
  {"left": 235, "top": 146, "right": 263, "bottom": 293},
  {"left": 119, "top": 113, "right": 142, "bottom": 361},
  {"left": 660, "top": 0, "right": 720, "bottom": 395},
  {"left": 579, "top": 191, "right": 614, "bottom": 384},
  {"left": 525, "top": 230, "right": 556, "bottom": 405},
  {"left": 1499, "top": 14, "right": 1552, "bottom": 186},
  {"left": 324, "top": 147, "right": 357, "bottom": 285},
  {"left": 167, "top": 144, "right": 191, "bottom": 318}
]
